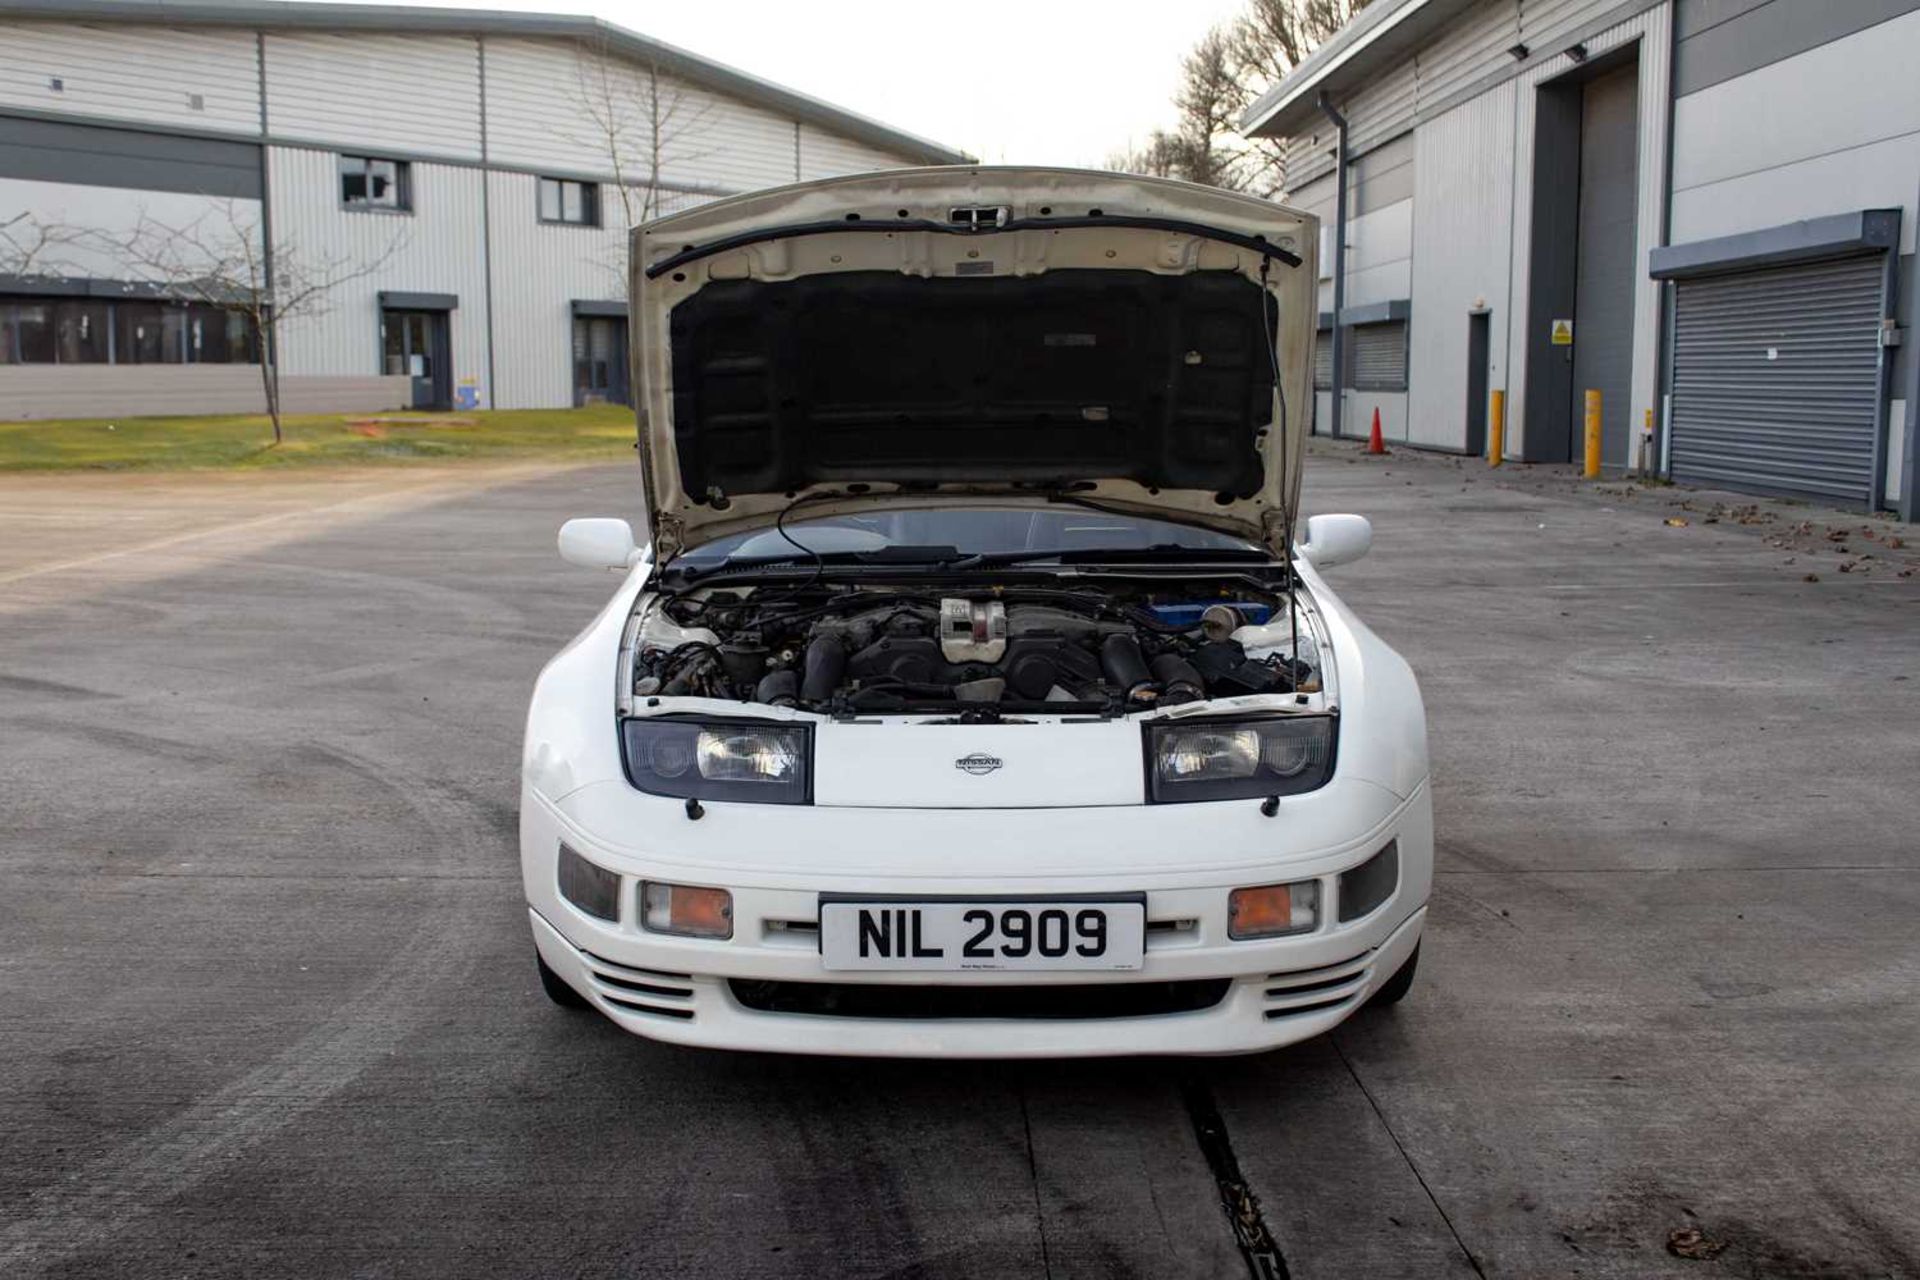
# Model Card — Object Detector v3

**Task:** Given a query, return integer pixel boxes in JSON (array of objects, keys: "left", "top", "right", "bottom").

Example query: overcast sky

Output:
[{"left": 318, "top": 0, "right": 1253, "bottom": 165}]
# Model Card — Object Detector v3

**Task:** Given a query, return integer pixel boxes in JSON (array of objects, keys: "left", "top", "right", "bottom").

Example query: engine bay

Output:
[{"left": 626, "top": 581, "right": 1321, "bottom": 718}]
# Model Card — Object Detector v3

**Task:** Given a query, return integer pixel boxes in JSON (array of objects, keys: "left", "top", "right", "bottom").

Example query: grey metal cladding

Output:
[
  {"left": 1650, "top": 209, "right": 1902, "bottom": 279},
  {"left": 1338, "top": 299, "right": 1412, "bottom": 326},
  {"left": 1288, "top": 133, "right": 1414, "bottom": 221},
  {"left": 1675, "top": 0, "right": 1920, "bottom": 96},
  {"left": 0, "top": 114, "right": 261, "bottom": 198},
  {"left": 1668, "top": 254, "right": 1887, "bottom": 507},
  {"left": 1676, "top": 0, "right": 1772, "bottom": 40},
  {"left": 378, "top": 291, "right": 458, "bottom": 311},
  {"left": 1894, "top": 252, "right": 1915, "bottom": 397}
]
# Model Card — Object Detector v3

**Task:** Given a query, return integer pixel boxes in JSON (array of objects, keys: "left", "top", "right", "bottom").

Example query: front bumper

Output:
[{"left": 521, "top": 780, "right": 1432, "bottom": 1059}]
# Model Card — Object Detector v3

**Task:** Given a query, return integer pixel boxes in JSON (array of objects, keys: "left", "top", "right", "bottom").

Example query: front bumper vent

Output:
[
  {"left": 1261, "top": 952, "right": 1373, "bottom": 1020},
  {"left": 727, "top": 978, "right": 1230, "bottom": 1021},
  {"left": 582, "top": 948, "right": 696, "bottom": 1021}
]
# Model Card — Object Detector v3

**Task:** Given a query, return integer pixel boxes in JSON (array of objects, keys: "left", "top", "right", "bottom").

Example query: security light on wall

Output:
[
  {"left": 1566, "top": 43, "right": 1589, "bottom": 63},
  {"left": 1506, "top": 43, "right": 1529, "bottom": 61}
]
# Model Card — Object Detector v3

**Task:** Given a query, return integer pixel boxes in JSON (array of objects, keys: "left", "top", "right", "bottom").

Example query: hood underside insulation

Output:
[{"left": 667, "top": 269, "right": 1276, "bottom": 504}]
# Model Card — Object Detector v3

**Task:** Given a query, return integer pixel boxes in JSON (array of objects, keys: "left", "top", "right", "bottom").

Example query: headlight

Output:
[
  {"left": 1145, "top": 714, "right": 1335, "bottom": 803},
  {"left": 621, "top": 718, "right": 811, "bottom": 804}
]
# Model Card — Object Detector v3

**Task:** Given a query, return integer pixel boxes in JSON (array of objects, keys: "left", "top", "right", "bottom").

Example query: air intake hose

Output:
[
  {"left": 1149, "top": 653, "right": 1205, "bottom": 705},
  {"left": 799, "top": 636, "right": 847, "bottom": 704},
  {"left": 1100, "top": 634, "right": 1157, "bottom": 702}
]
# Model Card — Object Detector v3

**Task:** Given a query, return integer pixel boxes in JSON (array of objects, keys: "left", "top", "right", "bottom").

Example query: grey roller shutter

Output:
[
  {"left": 1350, "top": 320, "right": 1407, "bottom": 391},
  {"left": 1314, "top": 329, "right": 1332, "bottom": 390},
  {"left": 1669, "top": 255, "right": 1885, "bottom": 507}
]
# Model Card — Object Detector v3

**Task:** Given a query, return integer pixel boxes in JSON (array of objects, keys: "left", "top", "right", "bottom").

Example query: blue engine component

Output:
[{"left": 1145, "top": 601, "right": 1274, "bottom": 629}]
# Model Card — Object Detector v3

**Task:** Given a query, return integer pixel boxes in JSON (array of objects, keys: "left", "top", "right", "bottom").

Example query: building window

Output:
[
  {"left": 1349, "top": 319, "right": 1409, "bottom": 391},
  {"left": 115, "top": 300, "right": 186, "bottom": 364},
  {"left": 538, "top": 177, "right": 599, "bottom": 226},
  {"left": 189, "top": 305, "right": 255, "bottom": 364},
  {"left": 0, "top": 296, "right": 257, "bottom": 366},
  {"left": 3, "top": 301, "right": 55, "bottom": 363},
  {"left": 340, "top": 154, "right": 410, "bottom": 212},
  {"left": 55, "top": 300, "right": 111, "bottom": 364}
]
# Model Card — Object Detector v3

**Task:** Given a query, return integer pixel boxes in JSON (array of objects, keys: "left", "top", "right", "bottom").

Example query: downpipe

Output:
[{"left": 1316, "top": 90, "right": 1349, "bottom": 443}]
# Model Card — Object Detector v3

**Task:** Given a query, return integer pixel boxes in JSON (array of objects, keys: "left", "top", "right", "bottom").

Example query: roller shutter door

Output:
[
  {"left": 1669, "top": 254, "right": 1885, "bottom": 507},
  {"left": 1349, "top": 320, "right": 1408, "bottom": 391}
]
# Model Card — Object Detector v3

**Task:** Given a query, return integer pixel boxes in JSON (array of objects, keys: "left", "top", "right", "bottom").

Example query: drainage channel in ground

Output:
[{"left": 1181, "top": 1075, "right": 1290, "bottom": 1280}]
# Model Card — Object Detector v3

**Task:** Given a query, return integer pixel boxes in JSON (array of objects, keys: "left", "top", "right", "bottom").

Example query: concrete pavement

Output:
[{"left": 1, "top": 448, "right": 1915, "bottom": 1277}]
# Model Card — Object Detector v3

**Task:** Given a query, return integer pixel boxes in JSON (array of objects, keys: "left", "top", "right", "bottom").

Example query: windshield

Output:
[{"left": 672, "top": 507, "right": 1261, "bottom": 567}]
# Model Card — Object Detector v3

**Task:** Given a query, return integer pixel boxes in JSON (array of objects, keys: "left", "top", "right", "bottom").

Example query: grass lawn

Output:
[{"left": 0, "top": 405, "right": 640, "bottom": 472}]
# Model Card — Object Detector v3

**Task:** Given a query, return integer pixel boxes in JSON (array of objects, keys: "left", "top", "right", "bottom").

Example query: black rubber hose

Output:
[
  {"left": 755, "top": 669, "right": 800, "bottom": 707},
  {"left": 799, "top": 635, "right": 848, "bottom": 704},
  {"left": 1100, "top": 634, "right": 1155, "bottom": 700},
  {"left": 1150, "top": 653, "right": 1206, "bottom": 705}
]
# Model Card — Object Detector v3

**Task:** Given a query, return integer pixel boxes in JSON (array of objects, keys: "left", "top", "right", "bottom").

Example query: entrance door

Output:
[
  {"left": 1570, "top": 62, "right": 1640, "bottom": 466},
  {"left": 572, "top": 315, "right": 629, "bottom": 406},
  {"left": 1465, "top": 310, "right": 1491, "bottom": 459},
  {"left": 382, "top": 309, "right": 452, "bottom": 410}
]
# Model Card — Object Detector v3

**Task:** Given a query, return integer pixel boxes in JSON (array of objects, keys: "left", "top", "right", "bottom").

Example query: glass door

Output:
[
  {"left": 381, "top": 309, "right": 451, "bottom": 409},
  {"left": 572, "top": 316, "right": 629, "bottom": 406}
]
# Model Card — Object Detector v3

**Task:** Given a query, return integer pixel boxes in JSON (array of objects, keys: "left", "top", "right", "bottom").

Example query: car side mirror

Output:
[
  {"left": 558, "top": 518, "right": 643, "bottom": 571},
  {"left": 1300, "top": 513, "right": 1372, "bottom": 569}
]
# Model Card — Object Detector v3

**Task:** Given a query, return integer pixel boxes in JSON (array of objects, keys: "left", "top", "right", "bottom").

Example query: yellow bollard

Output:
[
  {"left": 1640, "top": 407, "right": 1655, "bottom": 475},
  {"left": 1583, "top": 389, "right": 1602, "bottom": 478},
  {"left": 1488, "top": 389, "right": 1505, "bottom": 468}
]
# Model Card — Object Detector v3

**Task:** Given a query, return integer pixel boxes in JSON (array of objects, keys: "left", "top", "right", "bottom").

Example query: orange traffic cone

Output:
[{"left": 1367, "top": 407, "right": 1387, "bottom": 455}]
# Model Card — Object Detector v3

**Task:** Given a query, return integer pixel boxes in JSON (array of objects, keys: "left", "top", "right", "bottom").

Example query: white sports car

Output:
[{"left": 521, "top": 168, "right": 1429, "bottom": 1057}]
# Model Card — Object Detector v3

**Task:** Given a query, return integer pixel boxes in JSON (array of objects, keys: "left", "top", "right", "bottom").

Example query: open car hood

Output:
[{"left": 631, "top": 167, "right": 1319, "bottom": 560}]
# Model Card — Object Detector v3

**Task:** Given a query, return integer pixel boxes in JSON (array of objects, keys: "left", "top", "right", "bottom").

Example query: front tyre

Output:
[
  {"left": 537, "top": 950, "right": 591, "bottom": 1009},
  {"left": 1368, "top": 943, "right": 1418, "bottom": 1007}
]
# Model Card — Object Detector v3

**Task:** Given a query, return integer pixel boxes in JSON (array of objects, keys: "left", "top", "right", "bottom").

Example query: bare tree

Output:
[
  {"left": 1106, "top": 131, "right": 1188, "bottom": 181},
  {"left": 94, "top": 201, "right": 404, "bottom": 444},
  {"left": 569, "top": 36, "right": 713, "bottom": 293},
  {"left": 0, "top": 210, "right": 88, "bottom": 278},
  {"left": 1111, "top": 0, "right": 1370, "bottom": 195}
]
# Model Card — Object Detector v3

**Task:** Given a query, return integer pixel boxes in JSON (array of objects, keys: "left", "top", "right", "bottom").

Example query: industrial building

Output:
[
  {"left": 1242, "top": 0, "right": 1919, "bottom": 520},
  {"left": 0, "top": 0, "right": 966, "bottom": 418}
]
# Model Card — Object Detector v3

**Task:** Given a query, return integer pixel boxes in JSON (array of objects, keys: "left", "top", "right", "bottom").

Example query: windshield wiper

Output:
[
  {"left": 667, "top": 545, "right": 969, "bottom": 583},
  {"left": 969, "top": 545, "right": 1274, "bottom": 567}
]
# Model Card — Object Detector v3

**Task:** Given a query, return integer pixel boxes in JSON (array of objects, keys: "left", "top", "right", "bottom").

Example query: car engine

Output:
[{"left": 629, "top": 586, "right": 1319, "bottom": 716}]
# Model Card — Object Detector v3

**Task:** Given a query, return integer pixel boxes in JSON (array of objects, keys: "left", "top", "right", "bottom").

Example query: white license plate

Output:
[{"left": 819, "top": 899, "right": 1146, "bottom": 972}]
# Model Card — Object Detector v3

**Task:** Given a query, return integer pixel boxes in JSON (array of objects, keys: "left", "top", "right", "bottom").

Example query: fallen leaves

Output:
[{"left": 1667, "top": 1227, "right": 1729, "bottom": 1261}]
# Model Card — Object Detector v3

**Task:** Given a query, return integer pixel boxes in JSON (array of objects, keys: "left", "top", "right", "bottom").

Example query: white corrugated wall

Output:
[
  {"left": 1414, "top": 1, "right": 1521, "bottom": 112},
  {"left": 1408, "top": 81, "right": 1516, "bottom": 450},
  {"left": 1, "top": 20, "right": 938, "bottom": 412},
  {"left": 1345, "top": 57, "right": 1418, "bottom": 157},
  {"left": 267, "top": 146, "right": 489, "bottom": 399},
  {"left": 1521, "top": 0, "right": 1601, "bottom": 54},
  {"left": 1345, "top": 199, "right": 1414, "bottom": 308},
  {"left": 483, "top": 36, "right": 800, "bottom": 194},
  {"left": 264, "top": 32, "right": 482, "bottom": 159},
  {"left": 798, "top": 124, "right": 909, "bottom": 180},
  {"left": 486, "top": 168, "right": 629, "bottom": 411},
  {"left": 0, "top": 19, "right": 260, "bottom": 134}
]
